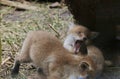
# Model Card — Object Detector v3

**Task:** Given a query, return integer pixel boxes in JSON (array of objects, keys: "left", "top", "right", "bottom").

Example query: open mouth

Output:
[
  {"left": 74, "top": 40, "right": 88, "bottom": 55},
  {"left": 74, "top": 40, "right": 83, "bottom": 54}
]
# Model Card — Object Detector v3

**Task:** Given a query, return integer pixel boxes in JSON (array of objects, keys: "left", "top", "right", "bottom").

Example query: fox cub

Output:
[
  {"left": 11, "top": 31, "right": 96, "bottom": 79},
  {"left": 63, "top": 23, "right": 104, "bottom": 78}
]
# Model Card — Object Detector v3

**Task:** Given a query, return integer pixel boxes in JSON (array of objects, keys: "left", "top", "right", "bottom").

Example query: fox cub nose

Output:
[{"left": 83, "top": 37, "right": 87, "bottom": 41}]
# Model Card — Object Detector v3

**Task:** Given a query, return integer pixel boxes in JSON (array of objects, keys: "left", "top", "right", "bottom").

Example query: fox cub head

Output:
[
  {"left": 68, "top": 23, "right": 98, "bottom": 42},
  {"left": 64, "top": 23, "right": 98, "bottom": 54}
]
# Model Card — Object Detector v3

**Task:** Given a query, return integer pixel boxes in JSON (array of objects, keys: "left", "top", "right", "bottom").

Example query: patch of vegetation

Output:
[
  {"left": 0, "top": 2, "right": 73, "bottom": 79},
  {"left": 0, "top": 34, "right": 1, "bottom": 64}
]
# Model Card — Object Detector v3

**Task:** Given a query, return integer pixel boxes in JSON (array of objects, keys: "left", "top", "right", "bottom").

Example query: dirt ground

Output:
[{"left": 0, "top": 2, "right": 120, "bottom": 79}]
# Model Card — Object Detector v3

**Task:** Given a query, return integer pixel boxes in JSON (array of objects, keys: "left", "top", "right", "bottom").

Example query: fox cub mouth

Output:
[
  {"left": 74, "top": 40, "right": 83, "bottom": 54},
  {"left": 74, "top": 40, "right": 88, "bottom": 55}
]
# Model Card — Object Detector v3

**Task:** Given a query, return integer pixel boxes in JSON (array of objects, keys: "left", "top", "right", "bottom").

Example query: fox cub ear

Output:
[
  {"left": 79, "top": 60, "right": 96, "bottom": 72},
  {"left": 90, "top": 32, "right": 99, "bottom": 40},
  {"left": 79, "top": 62, "right": 89, "bottom": 72}
]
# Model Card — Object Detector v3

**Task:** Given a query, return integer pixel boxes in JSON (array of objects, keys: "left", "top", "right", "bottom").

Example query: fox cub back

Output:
[{"left": 11, "top": 31, "right": 96, "bottom": 79}]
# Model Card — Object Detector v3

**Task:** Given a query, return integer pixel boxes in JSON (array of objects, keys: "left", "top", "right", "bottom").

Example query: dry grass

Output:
[{"left": 0, "top": 2, "right": 73, "bottom": 79}]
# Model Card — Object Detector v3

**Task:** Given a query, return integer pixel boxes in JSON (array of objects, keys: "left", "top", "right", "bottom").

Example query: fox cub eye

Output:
[{"left": 77, "top": 31, "right": 81, "bottom": 34}]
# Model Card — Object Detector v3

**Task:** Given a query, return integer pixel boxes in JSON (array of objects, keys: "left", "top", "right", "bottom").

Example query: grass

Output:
[
  {"left": 0, "top": 2, "right": 73, "bottom": 79},
  {"left": 0, "top": 34, "right": 1, "bottom": 64}
]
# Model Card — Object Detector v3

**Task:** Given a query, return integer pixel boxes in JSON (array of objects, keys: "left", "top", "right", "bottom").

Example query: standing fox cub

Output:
[
  {"left": 63, "top": 23, "right": 104, "bottom": 78},
  {"left": 11, "top": 31, "right": 97, "bottom": 79}
]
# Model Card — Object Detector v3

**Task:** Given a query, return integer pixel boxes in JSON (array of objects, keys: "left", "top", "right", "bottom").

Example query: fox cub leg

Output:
[{"left": 11, "top": 33, "right": 32, "bottom": 77}]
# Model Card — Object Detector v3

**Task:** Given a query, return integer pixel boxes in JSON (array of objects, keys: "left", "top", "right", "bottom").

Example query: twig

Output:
[
  {"left": 0, "top": 35, "right": 1, "bottom": 65},
  {"left": 1, "top": 57, "right": 11, "bottom": 66},
  {"left": 49, "top": 24, "right": 60, "bottom": 38},
  {"left": 0, "top": 67, "right": 9, "bottom": 76},
  {"left": 0, "top": 0, "right": 39, "bottom": 11}
]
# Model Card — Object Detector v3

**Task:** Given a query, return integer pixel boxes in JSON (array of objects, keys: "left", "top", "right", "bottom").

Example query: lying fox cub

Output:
[
  {"left": 11, "top": 31, "right": 96, "bottom": 79},
  {"left": 63, "top": 23, "right": 104, "bottom": 78}
]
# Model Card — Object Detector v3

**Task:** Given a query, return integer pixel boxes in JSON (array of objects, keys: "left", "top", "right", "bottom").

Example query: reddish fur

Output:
[
  {"left": 12, "top": 31, "right": 96, "bottom": 79},
  {"left": 64, "top": 24, "right": 104, "bottom": 78}
]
